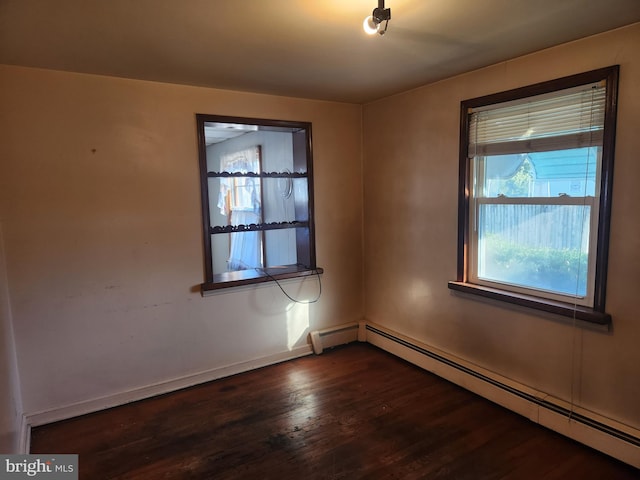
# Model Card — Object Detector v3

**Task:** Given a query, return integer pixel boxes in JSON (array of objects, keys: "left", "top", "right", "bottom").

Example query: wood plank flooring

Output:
[{"left": 30, "top": 343, "right": 638, "bottom": 479}]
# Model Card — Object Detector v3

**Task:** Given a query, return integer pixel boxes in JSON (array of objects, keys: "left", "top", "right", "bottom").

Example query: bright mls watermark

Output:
[{"left": 0, "top": 455, "right": 77, "bottom": 479}]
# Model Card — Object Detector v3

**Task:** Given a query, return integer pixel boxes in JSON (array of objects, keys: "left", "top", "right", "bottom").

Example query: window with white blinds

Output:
[
  {"left": 449, "top": 66, "right": 619, "bottom": 325},
  {"left": 468, "top": 82, "right": 606, "bottom": 156}
]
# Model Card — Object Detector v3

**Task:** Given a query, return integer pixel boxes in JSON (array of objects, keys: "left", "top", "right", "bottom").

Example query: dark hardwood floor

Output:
[{"left": 31, "top": 343, "right": 638, "bottom": 479}]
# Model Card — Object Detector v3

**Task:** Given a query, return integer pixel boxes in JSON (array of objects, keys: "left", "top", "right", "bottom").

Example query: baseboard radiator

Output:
[
  {"left": 309, "top": 322, "right": 362, "bottom": 354},
  {"left": 364, "top": 322, "right": 640, "bottom": 468}
]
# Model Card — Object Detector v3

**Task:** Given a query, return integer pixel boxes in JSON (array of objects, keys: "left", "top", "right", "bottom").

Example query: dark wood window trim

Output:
[
  {"left": 449, "top": 66, "right": 619, "bottom": 326},
  {"left": 202, "top": 265, "right": 324, "bottom": 292},
  {"left": 196, "top": 114, "right": 321, "bottom": 293},
  {"left": 448, "top": 281, "right": 611, "bottom": 325}
]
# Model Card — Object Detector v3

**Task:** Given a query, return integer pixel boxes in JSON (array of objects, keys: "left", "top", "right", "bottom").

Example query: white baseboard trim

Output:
[
  {"left": 18, "top": 414, "right": 29, "bottom": 454},
  {"left": 23, "top": 344, "right": 313, "bottom": 450},
  {"left": 364, "top": 321, "right": 640, "bottom": 468}
]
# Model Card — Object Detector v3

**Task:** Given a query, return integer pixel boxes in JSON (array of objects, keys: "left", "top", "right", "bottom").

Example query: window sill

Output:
[
  {"left": 447, "top": 281, "right": 611, "bottom": 327},
  {"left": 202, "top": 265, "right": 323, "bottom": 294}
]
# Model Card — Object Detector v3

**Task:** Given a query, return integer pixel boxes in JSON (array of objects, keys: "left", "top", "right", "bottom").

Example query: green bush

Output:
[{"left": 483, "top": 237, "right": 588, "bottom": 296}]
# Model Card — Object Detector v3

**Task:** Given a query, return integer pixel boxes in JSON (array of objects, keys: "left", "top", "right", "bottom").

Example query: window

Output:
[
  {"left": 196, "top": 115, "right": 321, "bottom": 292},
  {"left": 449, "top": 66, "right": 619, "bottom": 325}
]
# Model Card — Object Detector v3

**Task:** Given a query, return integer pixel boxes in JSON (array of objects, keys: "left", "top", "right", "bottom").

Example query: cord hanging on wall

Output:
[{"left": 363, "top": 0, "right": 391, "bottom": 36}]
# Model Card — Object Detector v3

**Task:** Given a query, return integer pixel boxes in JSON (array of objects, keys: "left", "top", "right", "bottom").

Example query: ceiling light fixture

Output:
[{"left": 363, "top": 0, "right": 391, "bottom": 36}]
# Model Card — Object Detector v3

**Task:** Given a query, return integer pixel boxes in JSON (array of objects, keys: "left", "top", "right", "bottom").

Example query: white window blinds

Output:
[{"left": 468, "top": 82, "right": 606, "bottom": 157}]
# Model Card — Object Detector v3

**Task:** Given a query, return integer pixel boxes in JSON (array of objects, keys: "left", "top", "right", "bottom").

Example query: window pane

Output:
[
  {"left": 482, "top": 154, "right": 534, "bottom": 198},
  {"left": 219, "top": 177, "right": 262, "bottom": 224},
  {"left": 478, "top": 204, "right": 590, "bottom": 297},
  {"left": 261, "top": 177, "right": 298, "bottom": 223},
  {"left": 264, "top": 229, "right": 297, "bottom": 267},
  {"left": 211, "top": 231, "right": 264, "bottom": 273},
  {"left": 482, "top": 147, "right": 599, "bottom": 198}
]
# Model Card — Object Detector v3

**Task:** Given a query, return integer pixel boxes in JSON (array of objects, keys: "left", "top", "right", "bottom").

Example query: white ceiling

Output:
[{"left": 1, "top": 0, "right": 639, "bottom": 104}]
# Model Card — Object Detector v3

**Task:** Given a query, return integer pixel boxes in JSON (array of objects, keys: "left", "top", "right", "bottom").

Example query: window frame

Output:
[
  {"left": 468, "top": 186, "right": 600, "bottom": 307},
  {"left": 449, "top": 66, "right": 619, "bottom": 325},
  {"left": 196, "top": 114, "right": 322, "bottom": 293}
]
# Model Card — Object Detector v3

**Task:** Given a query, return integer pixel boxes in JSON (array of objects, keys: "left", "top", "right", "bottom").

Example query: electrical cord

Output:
[
  {"left": 256, "top": 265, "right": 322, "bottom": 304},
  {"left": 233, "top": 256, "right": 321, "bottom": 304}
]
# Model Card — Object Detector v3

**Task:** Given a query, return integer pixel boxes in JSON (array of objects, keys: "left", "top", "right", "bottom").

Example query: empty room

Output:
[{"left": 1, "top": 0, "right": 639, "bottom": 477}]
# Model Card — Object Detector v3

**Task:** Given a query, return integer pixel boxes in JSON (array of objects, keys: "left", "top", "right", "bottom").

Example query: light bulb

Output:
[{"left": 363, "top": 15, "right": 379, "bottom": 35}]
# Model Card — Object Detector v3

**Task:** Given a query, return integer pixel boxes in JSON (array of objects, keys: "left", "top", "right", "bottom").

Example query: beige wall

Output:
[
  {"left": 363, "top": 23, "right": 640, "bottom": 429},
  {"left": 0, "top": 66, "right": 363, "bottom": 416}
]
